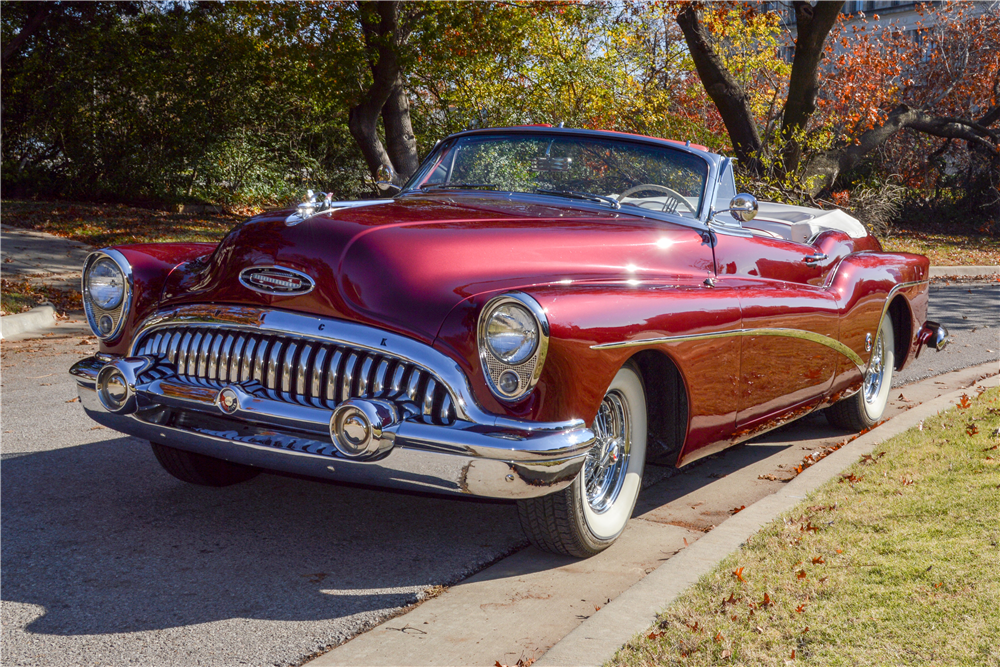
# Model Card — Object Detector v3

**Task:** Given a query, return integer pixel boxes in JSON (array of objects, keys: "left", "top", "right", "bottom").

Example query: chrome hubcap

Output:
[
  {"left": 584, "top": 390, "right": 630, "bottom": 513},
  {"left": 863, "top": 332, "right": 885, "bottom": 405}
]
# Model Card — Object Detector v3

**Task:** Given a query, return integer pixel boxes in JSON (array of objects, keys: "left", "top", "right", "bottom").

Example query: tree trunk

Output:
[
  {"left": 1, "top": 2, "right": 53, "bottom": 66},
  {"left": 676, "top": 5, "right": 763, "bottom": 173},
  {"left": 780, "top": 1, "right": 844, "bottom": 171},
  {"left": 347, "top": 0, "right": 420, "bottom": 186},
  {"left": 381, "top": 75, "right": 420, "bottom": 179}
]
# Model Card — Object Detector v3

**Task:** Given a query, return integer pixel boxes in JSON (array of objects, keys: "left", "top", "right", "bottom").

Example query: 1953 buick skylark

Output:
[{"left": 70, "top": 127, "right": 948, "bottom": 557}]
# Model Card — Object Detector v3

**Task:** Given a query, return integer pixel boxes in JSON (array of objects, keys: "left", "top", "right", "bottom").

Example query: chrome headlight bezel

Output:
[
  {"left": 82, "top": 249, "right": 133, "bottom": 341},
  {"left": 477, "top": 292, "right": 549, "bottom": 402}
]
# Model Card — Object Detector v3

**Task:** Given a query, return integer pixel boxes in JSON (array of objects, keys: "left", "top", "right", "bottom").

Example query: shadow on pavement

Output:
[{"left": 1, "top": 437, "right": 526, "bottom": 636}]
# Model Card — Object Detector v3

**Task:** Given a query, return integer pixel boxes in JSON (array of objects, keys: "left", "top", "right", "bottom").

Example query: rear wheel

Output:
[
  {"left": 517, "top": 364, "right": 647, "bottom": 557},
  {"left": 826, "top": 314, "right": 895, "bottom": 431},
  {"left": 150, "top": 442, "right": 261, "bottom": 487}
]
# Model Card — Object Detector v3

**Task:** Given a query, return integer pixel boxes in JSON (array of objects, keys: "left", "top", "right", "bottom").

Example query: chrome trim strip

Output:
[
  {"left": 591, "top": 280, "right": 929, "bottom": 374},
  {"left": 592, "top": 327, "right": 867, "bottom": 372}
]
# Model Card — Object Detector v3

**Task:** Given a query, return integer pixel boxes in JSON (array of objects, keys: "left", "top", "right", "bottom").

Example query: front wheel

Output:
[
  {"left": 826, "top": 314, "right": 895, "bottom": 431},
  {"left": 517, "top": 364, "right": 647, "bottom": 557},
  {"left": 150, "top": 442, "right": 261, "bottom": 487}
]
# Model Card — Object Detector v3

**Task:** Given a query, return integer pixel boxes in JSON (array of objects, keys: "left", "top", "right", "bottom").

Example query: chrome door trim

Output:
[
  {"left": 592, "top": 326, "right": 866, "bottom": 373},
  {"left": 590, "top": 279, "right": 929, "bottom": 374}
]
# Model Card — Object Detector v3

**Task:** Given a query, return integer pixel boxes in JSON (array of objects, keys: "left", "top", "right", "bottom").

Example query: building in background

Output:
[{"left": 764, "top": 0, "right": 994, "bottom": 59}]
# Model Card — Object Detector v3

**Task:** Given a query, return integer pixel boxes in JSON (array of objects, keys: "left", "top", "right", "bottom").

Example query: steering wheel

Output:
[{"left": 617, "top": 184, "right": 697, "bottom": 214}]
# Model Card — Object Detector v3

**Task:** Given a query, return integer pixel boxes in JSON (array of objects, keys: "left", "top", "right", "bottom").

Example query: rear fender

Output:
[{"left": 826, "top": 252, "right": 929, "bottom": 386}]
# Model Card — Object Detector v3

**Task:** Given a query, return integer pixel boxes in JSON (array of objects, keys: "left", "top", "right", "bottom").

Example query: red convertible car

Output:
[{"left": 71, "top": 127, "right": 948, "bottom": 557}]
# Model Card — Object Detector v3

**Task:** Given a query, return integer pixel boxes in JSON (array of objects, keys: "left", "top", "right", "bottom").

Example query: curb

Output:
[
  {"left": 536, "top": 370, "right": 1000, "bottom": 667},
  {"left": 0, "top": 305, "right": 57, "bottom": 340},
  {"left": 929, "top": 265, "right": 999, "bottom": 278}
]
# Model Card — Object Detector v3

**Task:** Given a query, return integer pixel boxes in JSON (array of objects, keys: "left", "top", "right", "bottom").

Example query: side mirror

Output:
[
  {"left": 375, "top": 164, "right": 400, "bottom": 194},
  {"left": 726, "top": 193, "right": 758, "bottom": 223}
]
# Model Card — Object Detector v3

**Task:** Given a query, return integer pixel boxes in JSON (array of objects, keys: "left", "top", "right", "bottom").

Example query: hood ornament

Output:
[
  {"left": 286, "top": 189, "right": 337, "bottom": 225},
  {"left": 239, "top": 266, "right": 315, "bottom": 296}
]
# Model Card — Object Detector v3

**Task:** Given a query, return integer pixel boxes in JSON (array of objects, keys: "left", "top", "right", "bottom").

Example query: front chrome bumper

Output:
[{"left": 70, "top": 351, "right": 595, "bottom": 500}]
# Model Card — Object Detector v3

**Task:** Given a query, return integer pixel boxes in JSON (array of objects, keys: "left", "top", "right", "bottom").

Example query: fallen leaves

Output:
[
  {"left": 1, "top": 200, "right": 243, "bottom": 248},
  {"left": 494, "top": 658, "right": 534, "bottom": 667},
  {"left": 959, "top": 394, "right": 972, "bottom": 409},
  {"left": 0, "top": 278, "right": 83, "bottom": 316},
  {"left": 730, "top": 505, "right": 746, "bottom": 515},
  {"left": 732, "top": 567, "right": 746, "bottom": 582},
  {"left": 859, "top": 452, "right": 886, "bottom": 465}
]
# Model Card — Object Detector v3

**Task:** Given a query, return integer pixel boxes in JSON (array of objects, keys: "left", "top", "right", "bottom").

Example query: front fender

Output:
[
  {"left": 433, "top": 280, "right": 739, "bottom": 437},
  {"left": 97, "top": 243, "right": 217, "bottom": 356}
]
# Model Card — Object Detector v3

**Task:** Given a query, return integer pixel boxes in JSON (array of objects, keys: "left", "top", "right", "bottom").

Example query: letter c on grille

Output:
[{"left": 239, "top": 266, "right": 315, "bottom": 296}]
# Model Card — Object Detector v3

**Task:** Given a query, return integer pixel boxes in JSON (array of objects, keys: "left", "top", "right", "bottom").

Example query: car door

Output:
[{"left": 711, "top": 226, "right": 842, "bottom": 436}]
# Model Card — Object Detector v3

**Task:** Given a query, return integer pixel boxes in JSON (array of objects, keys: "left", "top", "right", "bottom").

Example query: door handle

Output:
[{"left": 803, "top": 253, "right": 828, "bottom": 264}]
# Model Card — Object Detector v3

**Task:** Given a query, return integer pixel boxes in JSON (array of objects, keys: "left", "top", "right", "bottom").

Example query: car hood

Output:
[{"left": 161, "top": 194, "right": 709, "bottom": 344}]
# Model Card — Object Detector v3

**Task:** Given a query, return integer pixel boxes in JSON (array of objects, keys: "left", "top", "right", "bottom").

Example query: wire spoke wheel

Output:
[
  {"left": 517, "top": 363, "right": 647, "bottom": 557},
  {"left": 584, "top": 391, "right": 630, "bottom": 514},
  {"left": 863, "top": 332, "right": 885, "bottom": 405}
]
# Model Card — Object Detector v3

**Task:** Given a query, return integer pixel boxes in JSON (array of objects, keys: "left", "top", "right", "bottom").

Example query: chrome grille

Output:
[{"left": 134, "top": 325, "right": 456, "bottom": 424}]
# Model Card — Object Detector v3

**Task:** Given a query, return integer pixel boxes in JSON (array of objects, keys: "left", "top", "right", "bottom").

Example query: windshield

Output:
[{"left": 403, "top": 133, "right": 709, "bottom": 218}]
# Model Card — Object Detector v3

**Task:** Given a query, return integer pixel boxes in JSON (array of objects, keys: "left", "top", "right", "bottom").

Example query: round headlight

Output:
[
  {"left": 485, "top": 303, "right": 539, "bottom": 365},
  {"left": 87, "top": 258, "right": 125, "bottom": 309}
]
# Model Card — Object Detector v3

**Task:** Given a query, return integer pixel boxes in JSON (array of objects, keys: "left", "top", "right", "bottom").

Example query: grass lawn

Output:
[
  {"left": 611, "top": 387, "right": 1000, "bottom": 666},
  {"left": 0, "top": 278, "right": 83, "bottom": 316},
  {"left": 881, "top": 223, "right": 1000, "bottom": 267},
  {"left": 1, "top": 199, "right": 250, "bottom": 247}
]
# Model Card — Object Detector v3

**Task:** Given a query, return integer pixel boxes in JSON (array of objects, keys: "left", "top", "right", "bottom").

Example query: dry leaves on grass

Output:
[
  {"left": 882, "top": 224, "right": 1000, "bottom": 266},
  {"left": 1, "top": 200, "right": 247, "bottom": 247},
  {"left": 1, "top": 279, "right": 83, "bottom": 315}
]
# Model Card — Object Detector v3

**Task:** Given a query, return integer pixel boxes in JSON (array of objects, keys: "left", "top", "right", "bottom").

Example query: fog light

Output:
[
  {"left": 98, "top": 315, "right": 114, "bottom": 336},
  {"left": 329, "top": 399, "right": 399, "bottom": 460},
  {"left": 497, "top": 369, "right": 520, "bottom": 395},
  {"left": 94, "top": 357, "right": 151, "bottom": 414},
  {"left": 97, "top": 367, "right": 130, "bottom": 412}
]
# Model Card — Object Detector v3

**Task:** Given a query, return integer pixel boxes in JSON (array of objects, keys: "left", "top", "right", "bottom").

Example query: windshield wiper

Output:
[
  {"left": 534, "top": 188, "right": 620, "bottom": 209},
  {"left": 420, "top": 182, "right": 499, "bottom": 191}
]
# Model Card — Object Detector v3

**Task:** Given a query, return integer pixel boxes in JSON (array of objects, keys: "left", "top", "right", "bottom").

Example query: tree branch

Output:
[
  {"left": 676, "top": 4, "right": 763, "bottom": 172},
  {"left": 2, "top": 2, "right": 54, "bottom": 66},
  {"left": 779, "top": 0, "right": 843, "bottom": 170},
  {"left": 804, "top": 104, "right": 999, "bottom": 193}
]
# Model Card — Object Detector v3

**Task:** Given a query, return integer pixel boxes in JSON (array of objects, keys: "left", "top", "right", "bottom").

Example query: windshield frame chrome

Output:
[{"left": 398, "top": 127, "right": 723, "bottom": 228}]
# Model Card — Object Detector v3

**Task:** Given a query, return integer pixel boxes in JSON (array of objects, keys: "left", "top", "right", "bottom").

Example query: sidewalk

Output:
[
  {"left": 1, "top": 225, "right": 93, "bottom": 339},
  {"left": 1, "top": 223, "right": 93, "bottom": 289}
]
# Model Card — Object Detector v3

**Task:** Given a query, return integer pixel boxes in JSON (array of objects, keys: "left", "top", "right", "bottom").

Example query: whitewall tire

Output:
[
  {"left": 517, "top": 363, "right": 647, "bottom": 557},
  {"left": 826, "top": 314, "right": 895, "bottom": 431}
]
